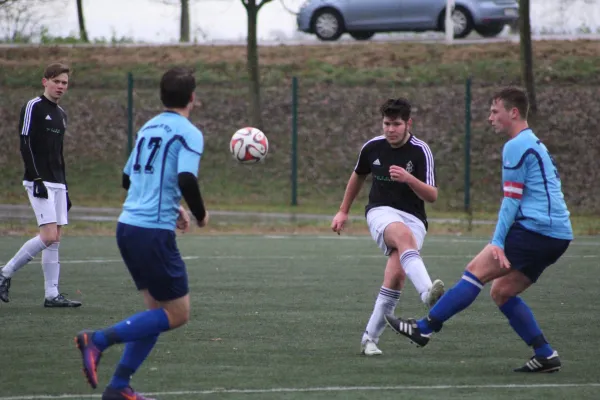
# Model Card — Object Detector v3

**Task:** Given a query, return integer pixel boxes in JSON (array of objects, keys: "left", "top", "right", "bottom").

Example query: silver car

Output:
[{"left": 297, "top": 0, "right": 519, "bottom": 41}]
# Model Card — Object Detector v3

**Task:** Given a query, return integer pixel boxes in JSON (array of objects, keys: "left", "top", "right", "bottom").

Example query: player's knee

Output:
[
  {"left": 163, "top": 300, "right": 190, "bottom": 329},
  {"left": 39, "top": 229, "right": 59, "bottom": 246},
  {"left": 489, "top": 284, "right": 511, "bottom": 306}
]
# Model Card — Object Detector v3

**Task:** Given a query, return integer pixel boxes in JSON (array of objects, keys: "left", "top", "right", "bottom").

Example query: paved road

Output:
[
  {"left": 0, "top": 33, "right": 597, "bottom": 48},
  {"left": 0, "top": 204, "right": 494, "bottom": 225}
]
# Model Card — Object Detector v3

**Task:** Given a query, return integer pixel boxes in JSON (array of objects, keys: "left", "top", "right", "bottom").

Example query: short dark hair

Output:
[
  {"left": 492, "top": 87, "right": 529, "bottom": 119},
  {"left": 44, "top": 63, "right": 70, "bottom": 79},
  {"left": 380, "top": 98, "right": 411, "bottom": 121},
  {"left": 160, "top": 67, "right": 196, "bottom": 108}
]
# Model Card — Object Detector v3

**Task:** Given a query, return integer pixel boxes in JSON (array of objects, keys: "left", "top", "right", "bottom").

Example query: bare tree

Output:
[
  {"left": 76, "top": 0, "right": 89, "bottom": 42},
  {"left": 519, "top": 0, "right": 537, "bottom": 115},
  {"left": 154, "top": 0, "right": 191, "bottom": 42},
  {"left": 0, "top": 0, "right": 66, "bottom": 42},
  {"left": 241, "top": 0, "right": 273, "bottom": 130}
]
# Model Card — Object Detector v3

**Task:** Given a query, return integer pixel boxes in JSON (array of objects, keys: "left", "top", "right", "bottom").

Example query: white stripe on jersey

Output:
[
  {"left": 410, "top": 136, "right": 435, "bottom": 186},
  {"left": 354, "top": 135, "right": 385, "bottom": 171},
  {"left": 21, "top": 97, "right": 41, "bottom": 136}
]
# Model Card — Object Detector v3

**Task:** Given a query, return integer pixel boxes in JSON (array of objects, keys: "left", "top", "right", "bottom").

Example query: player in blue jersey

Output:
[
  {"left": 385, "top": 87, "right": 573, "bottom": 373},
  {"left": 74, "top": 67, "right": 209, "bottom": 400}
]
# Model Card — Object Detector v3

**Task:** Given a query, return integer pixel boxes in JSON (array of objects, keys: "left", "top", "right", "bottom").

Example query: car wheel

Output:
[
  {"left": 349, "top": 31, "right": 375, "bottom": 41},
  {"left": 475, "top": 23, "right": 506, "bottom": 37},
  {"left": 311, "top": 9, "right": 344, "bottom": 41},
  {"left": 441, "top": 7, "right": 473, "bottom": 38}
]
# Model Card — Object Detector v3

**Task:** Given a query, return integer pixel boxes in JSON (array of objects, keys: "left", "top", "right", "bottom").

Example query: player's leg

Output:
[
  {"left": 361, "top": 250, "right": 404, "bottom": 355},
  {"left": 385, "top": 243, "right": 511, "bottom": 347},
  {"left": 42, "top": 188, "right": 80, "bottom": 307},
  {"left": 361, "top": 207, "right": 408, "bottom": 355},
  {"left": 101, "top": 291, "right": 188, "bottom": 399},
  {"left": 40, "top": 224, "right": 80, "bottom": 307},
  {"left": 0, "top": 187, "right": 59, "bottom": 302},
  {"left": 382, "top": 211, "right": 444, "bottom": 307},
  {"left": 491, "top": 225, "right": 570, "bottom": 372},
  {"left": 76, "top": 223, "right": 189, "bottom": 391}
]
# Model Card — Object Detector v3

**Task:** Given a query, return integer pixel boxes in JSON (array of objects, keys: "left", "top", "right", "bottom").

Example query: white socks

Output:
[
  {"left": 1, "top": 236, "right": 47, "bottom": 278},
  {"left": 400, "top": 249, "right": 433, "bottom": 304},
  {"left": 42, "top": 242, "right": 60, "bottom": 299},
  {"left": 362, "top": 287, "right": 401, "bottom": 344}
]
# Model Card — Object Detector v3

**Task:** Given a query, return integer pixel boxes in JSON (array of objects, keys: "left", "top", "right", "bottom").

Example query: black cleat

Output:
[
  {"left": 514, "top": 351, "right": 561, "bottom": 373},
  {"left": 44, "top": 293, "right": 82, "bottom": 308},
  {"left": 384, "top": 315, "right": 431, "bottom": 347},
  {"left": 0, "top": 274, "right": 11, "bottom": 303}
]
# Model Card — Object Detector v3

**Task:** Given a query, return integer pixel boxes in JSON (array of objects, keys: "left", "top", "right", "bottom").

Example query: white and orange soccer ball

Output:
[{"left": 229, "top": 127, "right": 269, "bottom": 164}]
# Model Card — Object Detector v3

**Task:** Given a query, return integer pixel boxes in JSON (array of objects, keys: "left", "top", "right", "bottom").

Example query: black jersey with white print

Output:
[
  {"left": 354, "top": 134, "right": 436, "bottom": 229},
  {"left": 19, "top": 95, "right": 68, "bottom": 188}
]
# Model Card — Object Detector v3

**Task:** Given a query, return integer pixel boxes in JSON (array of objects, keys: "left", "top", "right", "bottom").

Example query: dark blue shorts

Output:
[
  {"left": 504, "top": 223, "right": 571, "bottom": 283},
  {"left": 116, "top": 222, "right": 189, "bottom": 302}
]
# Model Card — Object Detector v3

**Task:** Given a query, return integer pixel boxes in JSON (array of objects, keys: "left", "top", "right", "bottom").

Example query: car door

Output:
[
  {"left": 343, "top": 0, "right": 404, "bottom": 30},
  {"left": 398, "top": 0, "right": 444, "bottom": 29}
]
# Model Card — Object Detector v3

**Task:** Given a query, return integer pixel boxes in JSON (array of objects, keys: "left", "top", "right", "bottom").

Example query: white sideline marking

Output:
[
  {"left": 2, "top": 383, "right": 600, "bottom": 399},
  {"left": 1, "top": 253, "right": 595, "bottom": 265}
]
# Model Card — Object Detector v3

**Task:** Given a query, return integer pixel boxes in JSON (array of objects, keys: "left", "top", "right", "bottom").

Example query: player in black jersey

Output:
[
  {"left": 331, "top": 98, "right": 444, "bottom": 356},
  {"left": 0, "top": 63, "right": 81, "bottom": 308}
]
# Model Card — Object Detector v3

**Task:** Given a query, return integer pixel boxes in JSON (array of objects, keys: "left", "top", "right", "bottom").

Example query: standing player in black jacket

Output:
[
  {"left": 0, "top": 63, "right": 81, "bottom": 307},
  {"left": 331, "top": 98, "right": 444, "bottom": 356}
]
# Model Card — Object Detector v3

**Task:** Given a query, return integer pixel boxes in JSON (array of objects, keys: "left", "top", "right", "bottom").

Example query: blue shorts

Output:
[
  {"left": 504, "top": 223, "right": 571, "bottom": 283},
  {"left": 116, "top": 222, "right": 189, "bottom": 302}
]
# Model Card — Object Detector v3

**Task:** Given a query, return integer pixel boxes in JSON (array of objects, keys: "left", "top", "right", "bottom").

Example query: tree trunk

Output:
[
  {"left": 246, "top": 0, "right": 263, "bottom": 130},
  {"left": 519, "top": 0, "right": 537, "bottom": 116},
  {"left": 180, "top": 0, "right": 190, "bottom": 42},
  {"left": 76, "top": 0, "right": 89, "bottom": 42}
]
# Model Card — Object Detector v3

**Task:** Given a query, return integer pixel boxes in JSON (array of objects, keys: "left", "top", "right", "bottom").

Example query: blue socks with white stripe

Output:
[{"left": 417, "top": 271, "right": 483, "bottom": 334}]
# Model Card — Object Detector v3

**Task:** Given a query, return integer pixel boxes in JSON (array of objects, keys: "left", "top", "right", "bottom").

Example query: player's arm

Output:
[
  {"left": 178, "top": 133, "right": 207, "bottom": 225},
  {"left": 122, "top": 149, "right": 135, "bottom": 190},
  {"left": 490, "top": 143, "right": 527, "bottom": 249},
  {"left": 338, "top": 172, "right": 368, "bottom": 213},
  {"left": 412, "top": 143, "right": 437, "bottom": 202},
  {"left": 332, "top": 146, "right": 370, "bottom": 234},
  {"left": 389, "top": 144, "right": 437, "bottom": 202},
  {"left": 405, "top": 175, "right": 437, "bottom": 203},
  {"left": 19, "top": 101, "right": 47, "bottom": 198}
]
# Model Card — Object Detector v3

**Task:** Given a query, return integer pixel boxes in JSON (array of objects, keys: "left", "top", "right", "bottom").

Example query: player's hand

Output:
[
  {"left": 197, "top": 211, "right": 209, "bottom": 228},
  {"left": 490, "top": 245, "right": 511, "bottom": 269},
  {"left": 66, "top": 191, "right": 72, "bottom": 212},
  {"left": 177, "top": 206, "right": 190, "bottom": 232},
  {"left": 33, "top": 178, "right": 48, "bottom": 199},
  {"left": 389, "top": 165, "right": 414, "bottom": 183},
  {"left": 331, "top": 211, "right": 348, "bottom": 235}
]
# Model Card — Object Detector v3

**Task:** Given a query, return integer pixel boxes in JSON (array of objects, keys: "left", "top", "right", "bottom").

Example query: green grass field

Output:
[{"left": 0, "top": 234, "right": 598, "bottom": 399}]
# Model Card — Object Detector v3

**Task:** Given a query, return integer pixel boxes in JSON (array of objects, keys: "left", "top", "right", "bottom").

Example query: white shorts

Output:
[
  {"left": 366, "top": 206, "right": 426, "bottom": 256},
  {"left": 25, "top": 186, "right": 68, "bottom": 227}
]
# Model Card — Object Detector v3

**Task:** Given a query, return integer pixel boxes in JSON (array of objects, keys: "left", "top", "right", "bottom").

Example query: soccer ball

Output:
[{"left": 229, "top": 127, "right": 269, "bottom": 164}]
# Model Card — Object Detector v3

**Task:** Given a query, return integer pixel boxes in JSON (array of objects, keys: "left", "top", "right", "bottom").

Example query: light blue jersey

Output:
[
  {"left": 119, "top": 111, "right": 203, "bottom": 230},
  {"left": 491, "top": 128, "right": 573, "bottom": 249}
]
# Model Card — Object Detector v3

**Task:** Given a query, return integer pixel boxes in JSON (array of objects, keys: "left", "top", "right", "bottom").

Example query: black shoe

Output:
[
  {"left": 384, "top": 315, "right": 431, "bottom": 348},
  {"left": 514, "top": 351, "right": 561, "bottom": 373},
  {"left": 44, "top": 293, "right": 82, "bottom": 308},
  {"left": 0, "top": 274, "right": 11, "bottom": 303}
]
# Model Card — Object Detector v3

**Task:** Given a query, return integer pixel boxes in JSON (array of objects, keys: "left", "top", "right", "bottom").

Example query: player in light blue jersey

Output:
[
  {"left": 385, "top": 87, "right": 573, "bottom": 373},
  {"left": 74, "top": 67, "right": 209, "bottom": 400}
]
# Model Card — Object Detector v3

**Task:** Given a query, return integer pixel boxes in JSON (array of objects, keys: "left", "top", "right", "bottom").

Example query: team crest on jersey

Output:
[{"left": 406, "top": 161, "right": 414, "bottom": 174}]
